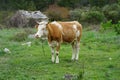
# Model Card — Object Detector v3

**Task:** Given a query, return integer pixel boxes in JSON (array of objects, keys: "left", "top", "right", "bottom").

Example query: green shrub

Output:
[
  {"left": 101, "top": 20, "right": 112, "bottom": 30},
  {"left": 89, "top": 0, "right": 109, "bottom": 7},
  {"left": 84, "top": 11, "right": 105, "bottom": 24},
  {"left": 91, "top": 6, "right": 101, "bottom": 11},
  {"left": 101, "top": 20, "right": 120, "bottom": 34},
  {"left": 69, "top": 8, "right": 105, "bottom": 24},
  {"left": 102, "top": 4, "right": 120, "bottom": 23},
  {"left": 69, "top": 9, "right": 82, "bottom": 21},
  {"left": 113, "top": 21, "right": 120, "bottom": 34},
  {"left": 10, "top": 28, "right": 34, "bottom": 42},
  {"left": 0, "top": 11, "right": 14, "bottom": 27},
  {"left": 108, "top": 11, "right": 119, "bottom": 23},
  {"left": 10, "top": 32, "right": 28, "bottom": 42},
  {"left": 57, "top": 0, "right": 79, "bottom": 8}
]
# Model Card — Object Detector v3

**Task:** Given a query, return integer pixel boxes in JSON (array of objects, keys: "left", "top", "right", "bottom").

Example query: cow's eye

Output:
[
  {"left": 42, "top": 28, "right": 45, "bottom": 30},
  {"left": 35, "top": 25, "right": 38, "bottom": 29}
]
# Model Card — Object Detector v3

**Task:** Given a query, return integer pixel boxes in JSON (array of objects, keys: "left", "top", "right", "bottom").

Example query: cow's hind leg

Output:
[
  {"left": 75, "top": 42, "right": 80, "bottom": 60},
  {"left": 55, "top": 43, "right": 60, "bottom": 63},
  {"left": 71, "top": 43, "right": 76, "bottom": 60},
  {"left": 50, "top": 47, "right": 55, "bottom": 63}
]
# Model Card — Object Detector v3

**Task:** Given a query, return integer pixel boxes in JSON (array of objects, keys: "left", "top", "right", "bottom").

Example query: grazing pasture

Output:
[{"left": 0, "top": 28, "right": 120, "bottom": 80}]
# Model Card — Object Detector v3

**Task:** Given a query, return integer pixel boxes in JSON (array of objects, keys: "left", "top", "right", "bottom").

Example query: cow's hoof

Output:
[
  {"left": 56, "top": 61, "right": 59, "bottom": 64},
  {"left": 71, "top": 59, "right": 75, "bottom": 61}
]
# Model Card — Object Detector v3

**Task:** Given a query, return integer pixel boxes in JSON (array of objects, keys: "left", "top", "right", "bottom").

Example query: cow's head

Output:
[{"left": 35, "top": 21, "right": 48, "bottom": 39}]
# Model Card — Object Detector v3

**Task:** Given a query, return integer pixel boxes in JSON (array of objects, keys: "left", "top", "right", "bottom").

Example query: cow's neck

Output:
[{"left": 41, "top": 27, "right": 48, "bottom": 40}]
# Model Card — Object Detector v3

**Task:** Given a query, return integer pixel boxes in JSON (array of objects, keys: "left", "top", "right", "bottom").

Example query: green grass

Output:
[{"left": 0, "top": 28, "right": 120, "bottom": 80}]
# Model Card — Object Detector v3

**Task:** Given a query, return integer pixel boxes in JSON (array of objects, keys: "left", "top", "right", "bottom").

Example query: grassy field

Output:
[{"left": 0, "top": 28, "right": 120, "bottom": 80}]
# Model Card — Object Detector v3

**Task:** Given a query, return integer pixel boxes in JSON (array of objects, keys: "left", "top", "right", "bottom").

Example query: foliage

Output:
[
  {"left": 10, "top": 0, "right": 36, "bottom": 10},
  {"left": 89, "top": 0, "right": 118, "bottom": 7},
  {"left": 102, "top": 4, "right": 120, "bottom": 23},
  {"left": 10, "top": 32, "right": 28, "bottom": 41},
  {"left": 0, "top": 0, "right": 120, "bottom": 26},
  {"left": 0, "top": 0, "right": 51, "bottom": 10},
  {"left": 10, "top": 28, "right": 34, "bottom": 42},
  {"left": 69, "top": 9, "right": 82, "bottom": 21},
  {"left": 45, "top": 5, "right": 69, "bottom": 21},
  {"left": 70, "top": 8, "right": 105, "bottom": 24},
  {"left": 57, "top": 0, "right": 79, "bottom": 8},
  {"left": 0, "top": 11, "right": 14, "bottom": 26},
  {"left": 112, "top": 21, "right": 120, "bottom": 34},
  {"left": 89, "top": 0, "right": 109, "bottom": 7},
  {"left": 101, "top": 20, "right": 120, "bottom": 35},
  {"left": 0, "top": 0, "right": 118, "bottom": 11},
  {"left": 83, "top": 11, "right": 105, "bottom": 24},
  {"left": 33, "top": 0, "right": 55, "bottom": 10},
  {"left": 101, "top": 20, "right": 112, "bottom": 30},
  {"left": 119, "top": 0, "right": 120, "bottom": 5},
  {"left": 91, "top": 6, "right": 101, "bottom": 11}
]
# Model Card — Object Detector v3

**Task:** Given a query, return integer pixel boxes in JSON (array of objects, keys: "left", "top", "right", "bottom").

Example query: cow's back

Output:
[
  {"left": 58, "top": 21, "right": 82, "bottom": 43},
  {"left": 47, "top": 21, "right": 82, "bottom": 43}
]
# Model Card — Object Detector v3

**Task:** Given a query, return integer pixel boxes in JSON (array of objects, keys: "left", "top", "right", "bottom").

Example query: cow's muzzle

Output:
[{"left": 35, "top": 34, "right": 39, "bottom": 38}]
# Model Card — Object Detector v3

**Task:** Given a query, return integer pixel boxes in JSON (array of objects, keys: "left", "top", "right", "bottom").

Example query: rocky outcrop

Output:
[{"left": 9, "top": 10, "right": 48, "bottom": 27}]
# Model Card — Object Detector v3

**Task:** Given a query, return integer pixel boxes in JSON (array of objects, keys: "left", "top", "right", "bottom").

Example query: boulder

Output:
[{"left": 9, "top": 10, "right": 48, "bottom": 28}]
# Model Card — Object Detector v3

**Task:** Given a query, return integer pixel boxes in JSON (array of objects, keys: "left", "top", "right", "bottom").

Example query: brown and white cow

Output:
[{"left": 35, "top": 21, "right": 82, "bottom": 63}]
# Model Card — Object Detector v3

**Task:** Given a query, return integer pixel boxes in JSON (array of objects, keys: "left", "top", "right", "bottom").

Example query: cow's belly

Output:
[
  {"left": 63, "top": 37, "right": 75, "bottom": 43},
  {"left": 62, "top": 31, "right": 76, "bottom": 43}
]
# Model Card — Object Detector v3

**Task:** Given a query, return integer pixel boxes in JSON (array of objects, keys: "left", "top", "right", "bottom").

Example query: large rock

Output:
[{"left": 9, "top": 10, "right": 48, "bottom": 27}]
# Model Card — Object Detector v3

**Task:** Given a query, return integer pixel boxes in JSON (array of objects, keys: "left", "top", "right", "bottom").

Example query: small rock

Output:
[
  {"left": 22, "top": 41, "right": 32, "bottom": 47},
  {"left": 3, "top": 48, "right": 11, "bottom": 53},
  {"left": 109, "top": 57, "right": 112, "bottom": 60},
  {"left": 28, "top": 34, "right": 35, "bottom": 39},
  {"left": 64, "top": 74, "right": 73, "bottom": 80}
]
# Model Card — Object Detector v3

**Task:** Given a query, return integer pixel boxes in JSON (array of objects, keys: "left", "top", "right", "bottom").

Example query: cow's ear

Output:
[
  {"left": 36, "top": 21, "right": 40, "bottom": 25},
  {"left": 46, "top": 22, "right": 50, "bottom": 26},
  {"left": 44, "top": 21, "right": 48, "bottom": 25},
  {"left": 35, "top": 24, "right": 38, "bottom": 29}
]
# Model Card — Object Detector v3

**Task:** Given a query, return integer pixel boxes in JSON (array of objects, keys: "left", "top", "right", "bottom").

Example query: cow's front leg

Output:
[
  {"left": 49, "top": 47, "right": 55, "bottom": 63},
  {"left": 49, "top": 41, "right": 55, "bottom": 63},
  {"left": 55, "top": 43, "right": 60, "bottom": 63}
]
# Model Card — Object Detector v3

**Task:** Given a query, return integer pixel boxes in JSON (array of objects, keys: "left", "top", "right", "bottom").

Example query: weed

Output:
[{"left": 10, "top": 32, "right": 27, "bottom": 42}]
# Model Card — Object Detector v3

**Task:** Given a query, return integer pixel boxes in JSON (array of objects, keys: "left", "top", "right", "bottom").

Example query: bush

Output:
[
  {"left": 57, "top": 0, "right": 79, "bottom": 8},
  {"left": 69, "top": 9, "right": 82, "bottom": 21},
  {"left": 45, "top": 5, "right": 69, "bottom": 21},
  {"left": 101, "top": 20, "right": 112, "bottom": 30},
  {"left": 0, "top": 11, "right": 14, "bottom": 28},
  {"left": 83, "top": 11, "right": 105, "bottom": 24},
  {"left": 102, "top": 4, "right": 120, "bottom": 23},
  {"left": 10, "top": 28, "right": 34, "bottom": 41},
  {"left": 113, "top": 21, "right": 120, "bottom": 34},
  {"left": 10, "top": 32, "right": 28, "bottom": 42},
  {"left": 69, "top": 8, "right": 105, "bottom": 24},
  {"left": 91, "top": 6, "right": 101, "bottom": 11},
  {"left": 82, "top": 11, "right": 105, "bottom": 24},
  {"left": 89, "top": 0, "right": 110, "bottom": 7},
  {"left": 101, "top": 20, "right": 120, "bottom": 34}
]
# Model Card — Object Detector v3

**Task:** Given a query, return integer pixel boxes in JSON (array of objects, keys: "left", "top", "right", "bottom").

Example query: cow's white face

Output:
[{"left": 35, "top": 21, "right": 48, "bottom": 38}]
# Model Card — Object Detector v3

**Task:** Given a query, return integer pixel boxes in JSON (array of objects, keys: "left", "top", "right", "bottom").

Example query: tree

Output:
[
  {"left": 57, "top": 0, "right": 80, "bottom": 8},
  {"left": 89, "top": 0, "right": 118, "bottom": 7},
  {"left": 33, "top": 0, "right": 55, "bottom": 10}
]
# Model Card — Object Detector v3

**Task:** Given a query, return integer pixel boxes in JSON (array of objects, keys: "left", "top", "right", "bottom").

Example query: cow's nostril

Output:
[{"left": 35, "top": 35, "right": 39, "bottom": 38}]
